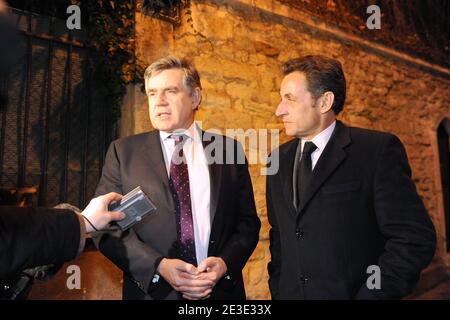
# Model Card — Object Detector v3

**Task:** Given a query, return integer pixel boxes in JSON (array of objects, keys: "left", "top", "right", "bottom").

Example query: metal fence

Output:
[{"left": 0, "top": 8, "right": 115, "bottom": 208}]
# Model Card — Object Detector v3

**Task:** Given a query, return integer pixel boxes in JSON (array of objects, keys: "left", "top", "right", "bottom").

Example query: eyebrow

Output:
[
  {"left": 164, "top": 86, "right": 179, "bottom": 91},
  {"left": 147, "top": 86, "right": 180, "bottom": 94},
  {"left": 282, "top": 93, "right": 295, "bottom": 99}
]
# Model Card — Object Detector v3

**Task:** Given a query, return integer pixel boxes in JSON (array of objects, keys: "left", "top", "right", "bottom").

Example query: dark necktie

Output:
[
  {"left": 168, "top": 134, "right": 197, "bottom": 265},
  {"left": 297, "top": 141, "right": 317, "bottom": 207}
]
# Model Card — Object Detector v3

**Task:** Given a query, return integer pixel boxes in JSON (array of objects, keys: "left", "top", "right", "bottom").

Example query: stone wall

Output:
[{"left": 121, "top": 0, "right": 450, "bottom": 299}]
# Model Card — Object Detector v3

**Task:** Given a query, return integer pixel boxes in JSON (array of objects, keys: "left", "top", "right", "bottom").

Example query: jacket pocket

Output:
[{"left": 322, "top": 181, "right": 361, "bottom": 194}]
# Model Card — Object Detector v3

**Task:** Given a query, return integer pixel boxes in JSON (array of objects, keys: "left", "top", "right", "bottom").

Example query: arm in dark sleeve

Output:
[
  {"left": 355, "top": 135, "right": 436, "bottom": 299},
  {"left": 0, "top": 207, "right": 81, "bottom": 279},
  {"left": 266, "top": 172, "right": 281, "bottom": 299},
  {"left": 218, "top": 142, "right": 261, "bottom": 282},
  {"left": 93, "top": 141, "right": 167, "bottom": 297}
]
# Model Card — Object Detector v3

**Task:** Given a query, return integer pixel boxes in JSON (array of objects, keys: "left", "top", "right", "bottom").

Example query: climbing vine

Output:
[
  {"left": 87, "top": 0, "right": 145, "bottom": 121},
  {"left": 142, "top": 0, "right": 186, "bottom": 24}
]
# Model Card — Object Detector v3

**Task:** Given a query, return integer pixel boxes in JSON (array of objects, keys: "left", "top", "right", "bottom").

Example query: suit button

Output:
[
  {"left": 299, "top": 274, "right": 308, "bottom": 284},
  {"left": 152, "top": 274, "right": 160, "bottom": 283},
  {"left": 295, "top": 229, "right": 304, "bottom": 239}
]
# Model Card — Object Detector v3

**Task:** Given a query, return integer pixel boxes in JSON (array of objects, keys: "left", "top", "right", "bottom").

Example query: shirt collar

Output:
[
  {"left": 301, "top": 121, "right": 336, "bottom": 152},
  {"left": 159, "top": 121, "right": 199, "bottom": 143}
]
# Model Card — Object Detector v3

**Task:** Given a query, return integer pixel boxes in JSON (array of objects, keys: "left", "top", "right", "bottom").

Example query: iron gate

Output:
[{"left": 0, "top": 6, "right": 116, "bottom": 208}]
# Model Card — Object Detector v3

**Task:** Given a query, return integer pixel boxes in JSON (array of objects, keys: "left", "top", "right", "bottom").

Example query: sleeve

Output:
[
  {"left": 75, "top": 212, "right": 86, "bottom": 257},
  {"left": 217, "top": 141, "right": 261, "bottom": 282},
  {"left": 0, "top": 207, "right": 81, "bottom": 279},
  {"left": 92, "top": 141, "right": 168, "bottom": 297},
  {"left": 266, "top": 172, "right": 281, "bottom": 299},
  {"left": 355, "top": 135, "right": 436, "bottom": 299},
  {"left": 53, "top": 203, "right": 85, "bottom": 257}
]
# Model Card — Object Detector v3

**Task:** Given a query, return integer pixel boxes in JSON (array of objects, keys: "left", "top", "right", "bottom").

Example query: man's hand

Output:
[
  {"left": 81, "top": 192, "right": 125, "bottom": 232},
  {"left": 195, "top": 257, "right": 228, "bottom": 290},
  {"left": 158, "top": 258, "right": 214, "bottom": 300}
]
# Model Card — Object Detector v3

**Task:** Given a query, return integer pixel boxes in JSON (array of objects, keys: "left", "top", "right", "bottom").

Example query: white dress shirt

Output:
[
  {"left": 300, "top": 121, "right": 336, "bottom": 169},
  {"left": 159, "top": 122, "right": 211, "bottom": 264}
]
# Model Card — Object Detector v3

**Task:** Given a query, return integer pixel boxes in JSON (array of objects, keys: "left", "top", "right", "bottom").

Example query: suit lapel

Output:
[
  {"left": 139, "top": 131, "right": 172, "bottom": 198},
  {"left": 144, "top": 128, "right": 222, "bottom": 223},
  {"left": 291, "top": 139, "right": 302, "bottom": 211},
  {"left": 296, "top": 121, "right": 351, "bottom": 217},
  {"left": 279, "top": 139, "right": 299, "bottom": 216},
  {"left": 201, "top": 130, "right": 222, "bottom": 225}
]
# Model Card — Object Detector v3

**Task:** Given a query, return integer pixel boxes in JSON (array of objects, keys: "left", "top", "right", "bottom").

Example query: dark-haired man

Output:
[{"left": 267, "top": 55, "right": 436, "bottom": 299}]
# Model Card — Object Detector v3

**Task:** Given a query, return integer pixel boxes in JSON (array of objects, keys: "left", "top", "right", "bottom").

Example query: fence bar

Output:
[
  {"left": 18, "top": 10, "right": 33, "bottom": 187},
  {"left": 80, "top": 52, "right": 92, "bottom": 206},
  {"left": 38, "top": 34, "right": 53, "bottom": 206},
  {"left": 61, "top": 38, "right": 73, "bottom": 202}
]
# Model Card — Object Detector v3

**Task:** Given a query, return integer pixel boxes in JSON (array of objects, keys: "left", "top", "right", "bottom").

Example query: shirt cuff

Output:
[{"left": 75, "top": 212, "right": 86, "bottom": 256}]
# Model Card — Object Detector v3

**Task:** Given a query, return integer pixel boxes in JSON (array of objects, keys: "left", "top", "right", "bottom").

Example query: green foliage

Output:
[
  {"left": 87, "top": 0, "right": 145, "bottom": 121},
  {"left": 142, "top": 0, "right": 181, "bottom": 16}
]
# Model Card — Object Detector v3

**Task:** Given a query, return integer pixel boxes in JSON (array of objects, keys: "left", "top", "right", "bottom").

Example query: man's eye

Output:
[{"left": 167, "top": 90, "right": 177, "bottom": 94}]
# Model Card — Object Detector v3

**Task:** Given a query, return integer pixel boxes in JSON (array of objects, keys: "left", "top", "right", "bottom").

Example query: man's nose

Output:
[
  {"left": 156, "top": 92, "right": 167, "bottom": 105},
  {"left": 275, "top": 102, "right": 286, "bottom": 117}
]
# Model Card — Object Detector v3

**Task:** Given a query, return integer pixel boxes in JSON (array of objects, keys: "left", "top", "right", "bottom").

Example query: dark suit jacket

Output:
[
  {"left": 267, "top": 121, "right": 436, "bottom": 299},
  {"left": 0, "top": 207, "right": 81, "bottom": 279},
  {"left": 94, "top": 130, "right": 260, "bottom": 300}
]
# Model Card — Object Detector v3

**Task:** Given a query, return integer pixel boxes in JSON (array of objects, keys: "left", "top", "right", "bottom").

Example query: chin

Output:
[
  {"left": 153, "top": 122, "right": 174, "bottom": 132},
  {"left": 283, "top": 128, "right": 296, "bottom": 137},
  {"left": 159, "top": 127, "right": 175, "bottom": 132}
]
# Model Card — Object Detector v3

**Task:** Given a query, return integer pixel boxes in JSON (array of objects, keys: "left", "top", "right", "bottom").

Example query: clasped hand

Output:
[{"left": 157, "top": 257, "right": 227, "bottom": 300}]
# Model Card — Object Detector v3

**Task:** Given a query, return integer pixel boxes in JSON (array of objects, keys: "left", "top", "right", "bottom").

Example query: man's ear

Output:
[
  {"left": 319, "top": 91, "right": 334, "bottom": 114},
  {"left": 191, "top": 87, "right": 202, "bottom": 110}
]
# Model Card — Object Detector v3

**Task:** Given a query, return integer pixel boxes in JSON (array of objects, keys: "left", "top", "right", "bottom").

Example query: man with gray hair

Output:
[{"left": 94, "top": 56, "right": 260, "bottom": 300}]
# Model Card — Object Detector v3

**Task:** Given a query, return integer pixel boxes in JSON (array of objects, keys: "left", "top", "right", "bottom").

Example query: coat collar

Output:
[
  {"left": 296, "top": 120, "right": 351, "bottom": 216},
  {"left": 278, "top": 120, "right": 352, "bottom": 218},
  {"left": 141, "top": 129, "right": 223, "bottom": 225},
  {"left": 199, "top": 130, "right": 223, "bottom": 225}
]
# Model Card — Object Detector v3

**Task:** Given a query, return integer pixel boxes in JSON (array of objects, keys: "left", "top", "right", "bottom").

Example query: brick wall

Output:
[{"left": 120, "top": 0, "right": 450, "bottom": 299}]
